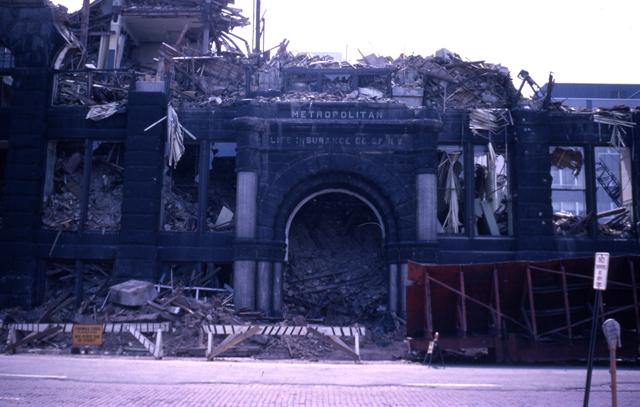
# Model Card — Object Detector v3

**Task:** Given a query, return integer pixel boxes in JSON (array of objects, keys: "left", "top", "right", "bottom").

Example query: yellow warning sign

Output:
[{"left": 72, "top": 324, "right": 104, "bottom": 347}]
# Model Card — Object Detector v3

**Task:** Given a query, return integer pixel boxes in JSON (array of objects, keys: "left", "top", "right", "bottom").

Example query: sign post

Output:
[
  {"left": 583, "top": 252, "right": 609, "bottom": 407},
  {"left": 602, "top": 319, "right": 621, "bottom": 407}
]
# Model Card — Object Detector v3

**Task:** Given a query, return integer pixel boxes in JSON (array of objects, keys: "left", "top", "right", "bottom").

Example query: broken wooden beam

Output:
[{"left": 6, "top": 326, "right": 62, "bottom": 354}]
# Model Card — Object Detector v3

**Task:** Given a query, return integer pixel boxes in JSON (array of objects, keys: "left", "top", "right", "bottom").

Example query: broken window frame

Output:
[
  {"left": 473, "top": 144, "right": 511, "bottom": 236},
  {"left": 160, "top": 140, "right": 236, "bottom": 234},
  {"left": 160, "top": 141, "right": 200, "bottom": 233},
  {"left": 41, "top": 138, "right": 125, "bottom": 233},
  {"left": 206, "top": 142, "right": 236, "bottom": 232},
  {"left": 594, "top": 146, "right": 635, "bottom": 238},
  {"left": 85, "top": 142, "right": 125, "bottom": 232},
  {"left": 437, "top": 146, "right": 465, "bottom": 234},
  {"left": 550, "top": 146, "right": 587, "bottom": 236}
]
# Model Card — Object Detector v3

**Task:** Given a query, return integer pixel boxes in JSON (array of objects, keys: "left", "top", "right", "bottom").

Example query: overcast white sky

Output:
[{"left": 53, "top": 0, "right": 640, "bottom": 85}]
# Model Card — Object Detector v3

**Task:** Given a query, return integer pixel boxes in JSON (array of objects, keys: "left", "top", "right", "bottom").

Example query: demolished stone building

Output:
[{"left": 0, "top": 0, "right": 639, "bottom": 339}]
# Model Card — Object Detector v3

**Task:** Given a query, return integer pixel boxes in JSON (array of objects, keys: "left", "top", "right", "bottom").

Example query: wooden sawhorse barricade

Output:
[
  {"left": 5, "top": 322, "right": 170, "bottom": 359},
  {"left": 203, "top": 324, "right": 366, "bottom": 362}
]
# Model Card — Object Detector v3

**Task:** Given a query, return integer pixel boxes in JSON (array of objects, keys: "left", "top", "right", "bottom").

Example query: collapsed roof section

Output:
[
  {"left": 120, "top": 0, "right": 248, "bottom": 53},
  {"left": 46, "top": 1, "right": 639, "bottom": 115},
  {"left": 60, "top": 0, "right": 248, "bottom": 70}
]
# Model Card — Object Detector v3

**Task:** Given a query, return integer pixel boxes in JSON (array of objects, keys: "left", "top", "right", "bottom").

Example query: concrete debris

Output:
[
  {"left": 47, "top": 2, "right": 640, "bottom": 115},
  {"left": 53, "top": 70, "right": 132, "bottom": 106},
  {"left": 285, "top": 194, "right": 389, "bottom": 326},
  {"left": 162, "top": 185, "right": 198, "bottom": 232},
  {"left": 0, "top": 261, "right": 402, "bottom": 360},
  {"left": 213, "top": 206, "right": 233, "bottom": 229},
  {"left": 86, "top": 101, "right": 126, "bottom": 121},
  {"left": 41, "top": 142, "right": 124, "bottom": 231},
  {"left": 553, "top": 211, "right": 592, "bottom": 236},
  {"left": 109, "top": 280, "right": 158, "bottom": 307},
  {"left": 383, "top": 51, "right": 517, "bottom": 110}
]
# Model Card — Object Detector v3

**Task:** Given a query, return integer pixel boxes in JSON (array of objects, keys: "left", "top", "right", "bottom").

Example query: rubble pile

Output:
[
  {"left": 0, "top": 261, "right": 398, "bottom": 360},
  {"left": 162, "top": 186, "right": 198, "bottom": 232},
  {"left": 250, "top": 42, "right": 393, "bottom": 103},
  {"left": 42, "top": 143, "right": 124, "bottom": 231},
  {"left": 53, "top": 70, "right": 132, "bottom": 107},
  {"left": 598, "top": 208, "right": 634, "bottom": 238},
  {"left": 170, "top": 55, "right": 247, "bottom": 108},
  {"left": 205, "top": 158, "right": 236, "bottom": 231},
  {"left": 385, "top": 50, "right": 518, "bottom": 110},
  {"left": 286, "top": 193, "right": 388, "bottom": 326},
  {"left": 553, "top": 211, "right": 592, "bottom": 236},
  {"left": 53, "top": 0, "right": 522, "bottom": 112}
]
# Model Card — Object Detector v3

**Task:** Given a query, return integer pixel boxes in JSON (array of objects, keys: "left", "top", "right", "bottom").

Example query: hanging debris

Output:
[
  {"left": 469, "top": 108, "right": 513, "bottom": 137},
  {"left": 550, "top": 147, "right": 584, "bottom": 176},
  {"left": 85, "top": 101, "right": 126, "bottom": 121},
  {"left": 592, "top": 108, "right": 636, "bottom": 148},
  {"left": 438, "top": 151, "right": 464, "bottom": 234},
  {"left": 474, "top": 144, "right": 510, "bottom": 236},
  {"left": 166, "top": 104, "right": 197, "bottom": 167}
]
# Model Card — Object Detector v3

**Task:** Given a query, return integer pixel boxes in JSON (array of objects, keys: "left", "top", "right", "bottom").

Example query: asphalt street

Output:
[{"left": 0, "top": 354, "right": 639, "bottom": 406}]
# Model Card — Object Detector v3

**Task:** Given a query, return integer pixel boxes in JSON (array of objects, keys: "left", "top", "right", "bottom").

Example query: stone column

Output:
[
  {"left": 272, "top": 262, "right": 284, "bottom": 314},
  {"left": 416, "top": 173, "right": 437, "bottom": 241},
  {"left": 512, "top": 111, "right": 553, "bottom": 251},
  {"left": 235, "top": 171, "right": 258, "bottom": 238},
  {"left": 116, "top": 89, "right": 166, "bottom": 280},
  {"left": 388, "top": 263, "right": 399, "bottom": 314},
  {"left": 256, "top": 261, "right": 272, "bottom": 314},
  {"left": 233, "top": 171, "right": 258, "bottom": 310},
  {"left": 400, "top": 263, "right": 409, "bottom": 317}
]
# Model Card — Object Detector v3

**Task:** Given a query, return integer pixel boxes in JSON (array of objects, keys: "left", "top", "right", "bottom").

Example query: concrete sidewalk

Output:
[{"left": 0, "top": 354, "right": 638, "bottom": 406}]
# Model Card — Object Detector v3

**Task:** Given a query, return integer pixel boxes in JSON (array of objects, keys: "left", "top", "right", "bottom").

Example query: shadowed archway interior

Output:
[{"left": 284, "top": 192, "right": 387, "bottom": 325}]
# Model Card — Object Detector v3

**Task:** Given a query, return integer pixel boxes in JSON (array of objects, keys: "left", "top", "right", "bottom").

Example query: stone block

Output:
[{"left": 109, "top": 279, "right": 157, "bottom": 307}]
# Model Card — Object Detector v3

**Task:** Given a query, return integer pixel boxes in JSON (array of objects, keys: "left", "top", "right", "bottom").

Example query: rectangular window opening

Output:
[
  {"left": 206, "top": 142, "right": 236, "bottom": 232},
  {"left": 85, "top": 142, "right": 124, "bottom": 231},
  {"left": 322, "top": 73, "right": 352, "bottom": 94},
  {"left": 595, "top": 146, "right": 635, "bottom": 238},
  {"left": 357, "top": 73, "right": 388, "bottom": 97},
  {"left": 42, "top": 140, "right": 85, "bottom": 231},
  {"left": 437, "top": 147, "right": 465, "bottom": 234},
  {"left": 161, "top": 143, "right": 199, "bottom": 232},
  {"left": 550, "top": 146, "right": 587, "bottom": 235},
  {"left": 474, "top": 144, "right": 511, "bottom": 236}
]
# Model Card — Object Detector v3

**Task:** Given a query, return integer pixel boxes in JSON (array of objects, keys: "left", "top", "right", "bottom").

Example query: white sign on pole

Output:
[{"left": 593, "top": 252, "right": 610, "bottom": 291}]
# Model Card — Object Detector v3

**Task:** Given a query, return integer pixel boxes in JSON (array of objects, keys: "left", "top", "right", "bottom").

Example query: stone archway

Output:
[
  {"left": 284, "top": 191, "right": 387, "bottom": 324},
  {"left": 284, "top": 187, "right": 385, "bottom": 261}
]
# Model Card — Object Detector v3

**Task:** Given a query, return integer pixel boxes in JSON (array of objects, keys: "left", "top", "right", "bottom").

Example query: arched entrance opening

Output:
[{"left": 284, "top": 191, "right": 387, "bottom": 325}]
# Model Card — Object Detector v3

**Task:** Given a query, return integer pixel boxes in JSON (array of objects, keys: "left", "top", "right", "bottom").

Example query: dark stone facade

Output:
[{"left": 1, "top": 2, "right": 639, "bottom": 310}]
